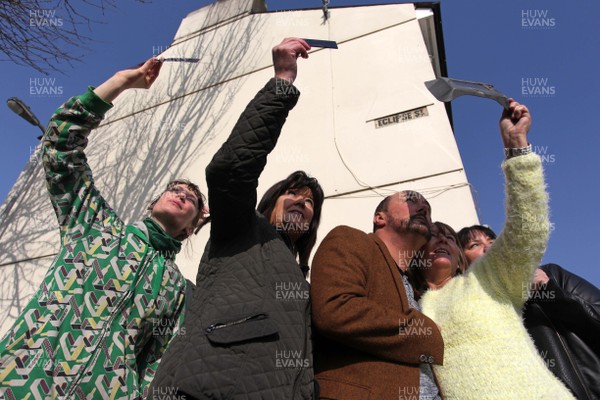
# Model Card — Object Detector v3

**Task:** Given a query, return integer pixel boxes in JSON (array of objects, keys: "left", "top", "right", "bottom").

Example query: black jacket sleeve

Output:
[{"left": 205, "top": 78, "right": 300, "bottom": 241}]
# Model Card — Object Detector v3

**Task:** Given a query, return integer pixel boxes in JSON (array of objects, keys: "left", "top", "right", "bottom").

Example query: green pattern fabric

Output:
[{"left": 0, "top": 88, "right": 187, "bottom": 399}]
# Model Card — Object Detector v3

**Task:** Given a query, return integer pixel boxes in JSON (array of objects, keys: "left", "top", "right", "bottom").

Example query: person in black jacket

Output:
[
  {"left": 150, "top": 38, "right": 323, "bottom": 399},
  {"left": 523, "top": 264, "right": 600, "bottom": 400},
  {"left": 459, "top": 225, "right": 600, "bottom": 400}
]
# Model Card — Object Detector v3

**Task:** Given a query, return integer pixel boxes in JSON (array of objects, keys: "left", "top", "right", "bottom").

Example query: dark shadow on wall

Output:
[
  {"left": 96, "top": 11, "right": 267, "bottom": 223},
  {"left": 0, "top": 156, "right": 56, "bottom": 331}
]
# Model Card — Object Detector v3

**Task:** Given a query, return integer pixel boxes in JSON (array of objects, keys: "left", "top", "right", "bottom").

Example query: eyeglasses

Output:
[{"left": 167, "top": 187, "right": 199, "bottom": 207}]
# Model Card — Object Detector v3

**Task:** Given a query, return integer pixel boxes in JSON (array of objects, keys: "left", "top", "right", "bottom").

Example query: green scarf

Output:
[{"left": 142, "top": 217, "right": 182, "bottom": 259}]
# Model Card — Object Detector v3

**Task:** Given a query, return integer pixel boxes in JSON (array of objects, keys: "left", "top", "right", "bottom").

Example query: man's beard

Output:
[{"left": 389, "top": 214, "right": 431, "bottom": 240}]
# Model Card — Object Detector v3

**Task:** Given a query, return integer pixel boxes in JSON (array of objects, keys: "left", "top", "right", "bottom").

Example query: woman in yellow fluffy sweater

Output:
[{"left": 409, "top": 100, "right": 575, "bottom": 399}]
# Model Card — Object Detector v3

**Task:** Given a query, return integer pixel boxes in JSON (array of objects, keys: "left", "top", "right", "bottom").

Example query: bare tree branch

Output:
[{"left": 0, "top": 0, "right": 149, "bottom": 75}]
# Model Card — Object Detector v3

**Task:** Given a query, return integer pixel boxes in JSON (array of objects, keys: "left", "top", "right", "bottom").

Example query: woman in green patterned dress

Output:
[{"left": 0, "top": 58, "right": 208, "bottom": 399}]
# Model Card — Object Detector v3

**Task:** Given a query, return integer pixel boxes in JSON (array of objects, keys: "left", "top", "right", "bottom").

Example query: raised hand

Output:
[
  {"left": 94, "top": 57, "right": 163, "bottom": 103},
  {"left": 499, "top": 98, "right": 531, "bottom": 149},
  {"left": 272, "top": 38, "right": 311, "bottom": 84},
  {"left": 118, "top": 57, "right": 164, "bottom": 90}
]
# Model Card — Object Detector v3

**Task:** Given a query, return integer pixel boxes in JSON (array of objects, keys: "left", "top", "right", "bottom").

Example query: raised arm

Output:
[
  {"left": 93, "top": 57, "right": 162, "bottom": 102},
  {"left": 473, "top": 100, "right": 550, "bottom": 306},
  {"left": 43, "top": 58, "right": 162, "bottom": 235},
  {"left": 311, "top": 226, "right": 444, "bottom": 365},
  {"left": 205, "top": 38, "right": 310, "bottom": 241}
]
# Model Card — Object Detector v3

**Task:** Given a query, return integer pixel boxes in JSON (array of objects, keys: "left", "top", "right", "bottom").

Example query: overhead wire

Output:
[
  {"left": 326, "top": 11, "right": 387, "bottom": 198},
  {"left": 323, "top": 12, "right": 474, "bottom": 206}
]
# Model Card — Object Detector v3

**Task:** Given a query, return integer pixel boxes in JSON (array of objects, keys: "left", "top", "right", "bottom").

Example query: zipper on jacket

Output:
[
  {"left": 66, "top": 252, "right": 159, "bottom": 398},
  {"left": 67, "top": 283, "right": 137, "bottom": 397},
  {"left": 205, "top": 313, "right": 267, "bottom": 334}
]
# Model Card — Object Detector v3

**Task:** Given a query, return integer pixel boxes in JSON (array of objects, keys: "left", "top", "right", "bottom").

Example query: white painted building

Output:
[{"left": 0, "top": 0, "right": 477, "bottom": 335}]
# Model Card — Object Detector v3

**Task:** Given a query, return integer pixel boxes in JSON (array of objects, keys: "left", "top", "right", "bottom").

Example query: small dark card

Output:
[
  {"left": 303, "top": 39, "right": 338, "bottom": 49},
  {"left": 161, "top": 58, "right": 201, "bottom": 63}
]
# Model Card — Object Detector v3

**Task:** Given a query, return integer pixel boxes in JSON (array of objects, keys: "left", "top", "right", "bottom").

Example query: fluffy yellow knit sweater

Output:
[{"left": 420, "top": 153, "right": 574, "bottom": 399}]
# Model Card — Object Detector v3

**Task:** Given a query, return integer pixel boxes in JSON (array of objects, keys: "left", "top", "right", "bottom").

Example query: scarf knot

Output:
[{"left": 142, "top": 217, "right": 182, "bottom": 259}]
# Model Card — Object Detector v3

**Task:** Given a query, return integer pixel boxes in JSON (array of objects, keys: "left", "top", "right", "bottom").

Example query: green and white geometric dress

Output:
[{"left": 0, "top": 88, "right": 187, "bottom": 400}]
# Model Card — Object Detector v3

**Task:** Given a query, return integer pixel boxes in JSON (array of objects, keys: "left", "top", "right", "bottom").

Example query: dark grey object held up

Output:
[{"left": 425, "top": 77, "right": 510, "bottom": 109}]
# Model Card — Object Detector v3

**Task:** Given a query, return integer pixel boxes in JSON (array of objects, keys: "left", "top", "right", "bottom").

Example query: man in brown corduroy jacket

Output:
[{"left": 311, "top": 191, "right": 444, "bottom": 400}]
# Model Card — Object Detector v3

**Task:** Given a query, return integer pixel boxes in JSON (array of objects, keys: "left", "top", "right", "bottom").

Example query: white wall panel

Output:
[{"left": 0, "top": 1, "right": 477, "bottom": 336}]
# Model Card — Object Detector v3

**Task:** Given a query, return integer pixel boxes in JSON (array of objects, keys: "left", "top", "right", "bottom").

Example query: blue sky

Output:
[{"left": 1, "top": 0, "right": 599, "bottom": 288}]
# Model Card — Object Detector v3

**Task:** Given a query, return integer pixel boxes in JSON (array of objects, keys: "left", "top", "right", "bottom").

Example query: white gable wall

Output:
[{"left": 0, "top": 1, "right": 477, "bottom": 335}]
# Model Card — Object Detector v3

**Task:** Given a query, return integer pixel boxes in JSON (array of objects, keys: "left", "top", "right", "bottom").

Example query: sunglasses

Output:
[{"left": 167, "top": 187, "right": 199, "bottom": 208}]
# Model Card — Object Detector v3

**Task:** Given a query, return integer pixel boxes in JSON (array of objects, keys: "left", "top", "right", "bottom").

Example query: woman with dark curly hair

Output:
[{"left": 151, "top": 38, "right": 323, "bottom": 399}]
